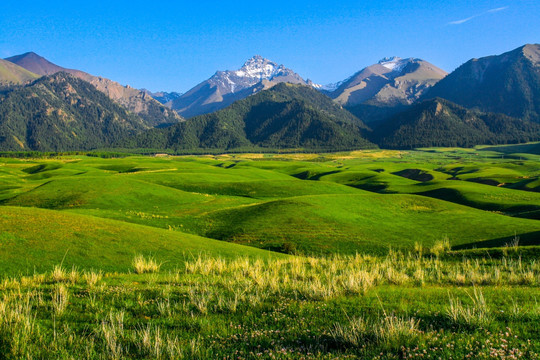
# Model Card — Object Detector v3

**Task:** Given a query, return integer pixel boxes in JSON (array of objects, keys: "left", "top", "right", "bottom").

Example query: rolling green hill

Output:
[
  {"left": 0, "top": 205, "right": 280, "bottom": 276},
  {"left": 194, "top": 193, "right": 540, "bottom": 253},
  {"left": 478, "top": 141, "right": 540, "bottom": 156},
  {"left": 1, "top": 153, "right": 538, "bottom": 258}
]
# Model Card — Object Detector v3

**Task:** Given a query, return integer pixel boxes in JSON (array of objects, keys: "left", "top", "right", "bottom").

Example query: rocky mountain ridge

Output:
[{"left": 4, "top": 52, "right": 182, "bottom": 127}]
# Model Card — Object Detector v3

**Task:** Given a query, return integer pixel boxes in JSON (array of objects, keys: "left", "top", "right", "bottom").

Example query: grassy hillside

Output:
[
  {"left": 0, "top": 206, "right": 281, "bottom": 276},
  {"left": 195, "top": 193, "right": 540, "bottom": 254},
  {"left": 478, "top": 141, "right": 540, "bottom": 155},
  {"left": 0, "top": 59, "right": 39, "bottom": 85},
  {"left": 0, "top": 150, "right": 538, "bottom": 358},
  {"left": 1, "top": 252, "right": 538, "bottom": 359}
]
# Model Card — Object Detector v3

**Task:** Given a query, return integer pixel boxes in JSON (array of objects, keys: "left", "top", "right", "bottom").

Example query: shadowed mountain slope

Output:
[
  {"left": 0, "top": 73, "right": 150, "bottom": 151},
  {"left": 372, "top": 98, "right": 540, "bottom": 149}
]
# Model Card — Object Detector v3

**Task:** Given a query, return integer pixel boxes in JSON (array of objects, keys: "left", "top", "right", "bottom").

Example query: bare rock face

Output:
[
  {"left": 171, "top": 55, "right": 315, "bottom": 118},
  {"left": 328, "top": 57, "right": 448, "bottom": 107},
  {"left": 5, "top": 52, "right": 182, "bottom": 127}
]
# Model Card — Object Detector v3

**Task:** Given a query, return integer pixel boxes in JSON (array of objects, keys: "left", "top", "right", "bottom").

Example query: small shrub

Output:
[{"left": 282, "top": 242, "right": 297, "bottom": 254}]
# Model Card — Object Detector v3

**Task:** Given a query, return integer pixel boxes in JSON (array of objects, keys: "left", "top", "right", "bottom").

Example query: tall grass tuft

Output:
[
  {"left": 430, "top": 237, "right": 451, "bottom": 257},
  {"left": 52, "top": 284, "right": 69, "bottom": 315},
  {"left": 446, "top": 287, "right": 491, "bottom": 327},
  {"left": 133, "top": 255, "right": 161, "bottom": 274},
  {"left": 100, "top": 311, "right": 125, "bottom": 359},
  {"left": 51, "top": 265, "right": 67, "bottom": 282},
  {"left": 83, "top": 270, "right": 103, "bottom": 287},
  {"left": 331, "top": 313, "right": 420, "bottom": 350}
]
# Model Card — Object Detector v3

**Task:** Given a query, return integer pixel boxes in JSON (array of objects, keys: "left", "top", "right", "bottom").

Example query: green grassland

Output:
[
  {"left": 0, "top": 206, "right": 282, "bottom": 276},
  {"left": 1, "top": 148, "right": 540, "bottom": 257},
  {"left": 0, "top": 148, "right": 539, "bottom": 358}
]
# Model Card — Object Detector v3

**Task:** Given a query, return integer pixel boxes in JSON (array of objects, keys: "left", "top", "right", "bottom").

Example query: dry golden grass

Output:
[{"left": 133, "top": 255, "right": 161, "bottom": 274}]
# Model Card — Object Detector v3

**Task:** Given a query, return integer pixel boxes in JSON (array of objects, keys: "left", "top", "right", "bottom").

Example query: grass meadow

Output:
[
  {"left": 0, "top": 251, "right": 538, "bottom": 359},
  {"left": 0, "top": 145, "right": 539, "bottom": 358}
]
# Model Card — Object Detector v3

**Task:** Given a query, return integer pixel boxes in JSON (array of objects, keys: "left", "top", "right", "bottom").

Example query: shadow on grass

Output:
[{"left": 452, "top": 231, "right": 540, "bottom": 250}]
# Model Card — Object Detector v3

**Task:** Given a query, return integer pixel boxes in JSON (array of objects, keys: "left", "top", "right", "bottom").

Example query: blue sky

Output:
[{"left": 1, "top": 1, "right": 538, "bottom": 92}]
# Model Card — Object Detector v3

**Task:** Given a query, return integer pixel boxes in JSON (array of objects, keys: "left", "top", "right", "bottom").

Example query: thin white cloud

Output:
[
  {"left": 487, "top": 6, "right": 509, "bottom": 13},
  {"left": 447, "top": 6, "right": 509, "bottom": 25},
  {"left": 448, "top": 16, "right": 477, "bottom": 25}
]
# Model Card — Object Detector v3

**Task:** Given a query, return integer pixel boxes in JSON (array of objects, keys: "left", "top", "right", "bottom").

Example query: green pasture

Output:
[{"left": 0, "top": 147, "right": 539, "bottom": 262}]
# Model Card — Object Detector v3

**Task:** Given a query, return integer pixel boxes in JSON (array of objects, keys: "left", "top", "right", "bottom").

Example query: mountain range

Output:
[
  {"left": 170, "top": 55, "right": 318, "bottom": 118},
  {"left": 5, "top": 52, "right": 182, "bottom": 127},
  {"left": 0, "top": 43, "right": 539, "bottom": 152},
  {"left": 0, "top": 73, "right": 148, "bottom": 151},
  {"left": 141, "top": 90, "right": 182, "bottom": 107},
  {"left": 328, "top": 57, "right": 448, "bottom": 107},
  {"left": 120, "top": 83, "right": 375, "bottom": 151},
  {"left": 425, "top": 44, "right": 540, "bottom": 123}
]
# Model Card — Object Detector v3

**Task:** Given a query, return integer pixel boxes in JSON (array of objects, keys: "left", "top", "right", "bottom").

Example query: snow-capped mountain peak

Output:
[
  {"left": 234, "top": 55, "right": 283, "bottom": 80},
  {"left": 207, "top": 55, "right": 309, "bottom": 94}
]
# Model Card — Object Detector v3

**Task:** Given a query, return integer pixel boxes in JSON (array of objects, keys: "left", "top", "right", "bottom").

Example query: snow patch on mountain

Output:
[
  {"left": 320, "top": 74, "right": 354, "bottom": 92},
  {"left": 234, "top": 56, "right": 283, "bottom": 79},
  {"left": 378, "top": 57, "right": 410, "bottom": 73}
]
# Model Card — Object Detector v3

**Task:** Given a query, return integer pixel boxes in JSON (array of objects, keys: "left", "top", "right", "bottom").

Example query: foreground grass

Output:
[{"left": 1, "top": 252, "right": 538, "bottom": 359}]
